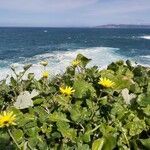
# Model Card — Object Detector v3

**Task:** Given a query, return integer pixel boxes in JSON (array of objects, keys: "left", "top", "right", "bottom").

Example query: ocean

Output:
[{"left": 0, "top": 27, "right": 150, "bottom": 80}]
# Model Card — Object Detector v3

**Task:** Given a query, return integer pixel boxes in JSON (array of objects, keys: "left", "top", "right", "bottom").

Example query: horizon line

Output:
[{"left": 0, "top": 24, "right": 150, "bottom": 28}]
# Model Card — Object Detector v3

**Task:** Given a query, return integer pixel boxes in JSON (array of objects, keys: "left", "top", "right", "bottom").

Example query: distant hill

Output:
[{"left": 95, "top": 24, "right": 150, "bottom": 28}]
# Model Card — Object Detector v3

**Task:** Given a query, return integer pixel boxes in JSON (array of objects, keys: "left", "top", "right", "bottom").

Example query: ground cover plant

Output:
[{"left": 0, "top": 54, "right": 150, "bottom": 150}]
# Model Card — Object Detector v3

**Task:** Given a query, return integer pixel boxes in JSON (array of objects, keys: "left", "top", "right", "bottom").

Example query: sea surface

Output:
[{"left": 0, "top": 27, "right": 150, "bottom": 80}]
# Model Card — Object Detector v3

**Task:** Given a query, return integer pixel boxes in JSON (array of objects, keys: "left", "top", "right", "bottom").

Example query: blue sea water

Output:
[{"left": 0, "top": 27, "right": 150, "bottom": 79}]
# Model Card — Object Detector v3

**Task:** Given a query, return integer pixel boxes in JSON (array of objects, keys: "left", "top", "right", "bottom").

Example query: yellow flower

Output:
[
  {"left": 98, "top": 77, "right": 115, "bottom": 88},
  {"left": 0, "top": 111, "right": 16, "bottom": 128},
  {"left": 42, "top": 71, "right": 49, "bottom": 78},
  {"left": 72, "top": 59, "right": 81, "bottom": 67},
  {"left": 40, "top": 61, "right": 48, "bottom": 67},
  {"left": 60, "top": 86, "right": 75, "bottom": 96}
]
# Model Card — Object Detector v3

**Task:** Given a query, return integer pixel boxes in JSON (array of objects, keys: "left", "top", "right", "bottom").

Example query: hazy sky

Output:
[{"left": 0, "top": 0, "right": 149, "bottom": 27}]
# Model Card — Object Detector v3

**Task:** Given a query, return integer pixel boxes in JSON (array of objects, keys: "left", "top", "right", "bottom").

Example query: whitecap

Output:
[
  {"left": 140, "top": 55, "right": 150, "bottom": 59},
  {"left": 140, "top": 35, "right": 150, "bottom": 40},
  {"left": 0, "top": 47, "right": 126, "bottom": 81}
]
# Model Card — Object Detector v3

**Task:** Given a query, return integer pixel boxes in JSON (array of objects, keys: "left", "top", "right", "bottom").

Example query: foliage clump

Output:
[{"left": 0, "top": 54, "right": 150, "bottom": 150}]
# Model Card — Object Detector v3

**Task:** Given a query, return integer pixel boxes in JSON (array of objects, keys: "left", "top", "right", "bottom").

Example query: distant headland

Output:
[{"left": 95, "top": 24, "right": 150, "bottom": 29}]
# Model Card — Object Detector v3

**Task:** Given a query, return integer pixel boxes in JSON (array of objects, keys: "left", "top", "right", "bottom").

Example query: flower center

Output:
[{"left": 3, "top": 120, "right": 9, "bottom": 124}]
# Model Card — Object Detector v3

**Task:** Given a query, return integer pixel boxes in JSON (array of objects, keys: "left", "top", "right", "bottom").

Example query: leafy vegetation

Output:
[{"left": 0, "top": 54, "right": 150, "bottom": 150}]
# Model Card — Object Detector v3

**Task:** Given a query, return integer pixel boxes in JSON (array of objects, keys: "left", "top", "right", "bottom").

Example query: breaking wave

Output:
[
  {"left": 0, "top": 47, "right": 125, "bottom": 80},
  {"left": 140, "top": 35, "right": 150, "bottom": 40}
]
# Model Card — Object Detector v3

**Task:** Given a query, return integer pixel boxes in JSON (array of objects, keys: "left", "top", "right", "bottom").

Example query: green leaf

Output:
[
  {"left": 100, "top": 69, "right": 115, "bottom": 79},
  {"left": 12, "top": 129, "right": 24, "bottom": 143},
  {"left": 125, "top": 117, "right": 146, "bottom": 136},
  {"left": 70, "top": 106, "right": 81, "bottom": 122},
  {"left": 107, "top": 62, "right": 119, "bottom": 72},
  {"left": 100, "top": 124, "right": 117, "bottom": 136},
  {"left": 33, "top": 98, "right": 44, "bottom": 105},
  {"left": 25, "top": 127, "right": 40, "bottom": 137},
  {"left": 142, "top": 105, "right": 150, "bottom": 116},
  {"left": 23, "top": 64, "right": 32, "bottom": 71},
  {"left": 140, "top": 138, "right": 150, "bottom": 149},
  {"left": 70, "top": 101, "right": 91, "bottom": 123},
  {"left": 18, "top": 113, "right": 36, "bottom": 128},
  {"left": 53, "top": 95, "right": 70, "bottom": 108},
  {"left": 126, "top": 60, "right": 132, "bottom": 68},
  {"left": 111, "top": 103, "right": 127, "bottom": 120},
  {"left": 113, "top": 75, "right": 132, "bottom": 90},
  {"left": 41, "top": 123, "right": 52, "bottom": 136},
  {"left": 92, "top": 138, "right": 104, "bottom": 150},
  {"left": 133, "top": 66, "right": 146, "bottom": 77},
  {"left": 82, "top": 131, "right": 91, "bottom": 143},
  {"left": 34, "top": 106, "right": 48, "bottom": 123},
  {"left": 0, "top": 131, "right": 10, "bottom": 148},
  {"left": 73, "top": 79, "right": 96, "bottom": 98},
  {"left": 49, "top": 112, "right": 70, "bottom": 122},
  {"left": 10, "top": 77, "right": 17, "bottom": 86},
  {"left": 28, "top": 73, "right": 35, "bottom": 80},
  {"left": 102, "top": 135, "right": 117, "bottom": 150},
  {"left": 137, "top": 94, "right": 150, "bottom": 106},
  {"left": 28, "top": 136, "right": 42, "bottom": 148},
  {"left": 76, "top": 54, "right": 91, "bottom": 68},
  {"left": 57, "top": 121, "right": 77, "bottom": 141},
  {"left": 130, "top": 83, "right": 142, "bottom": 94},
  {"left": 77, "top": 143, "right": 90, "bottom": 150}
]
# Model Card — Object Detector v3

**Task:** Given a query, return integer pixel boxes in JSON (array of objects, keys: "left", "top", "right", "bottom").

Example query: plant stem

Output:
[
  {"left": 117, "top": 120, "right": 130, "bottom": 148},
  {"left": 76, "top": 66, "right": 80, "bottom": 73},
  {"left": 122, "top": 128, "right": 130, "bottom": 148},
  {"left": 27, "top": 142, "right": 34, "bottom": 150},
  {"left": 87, "top": 124, "right": 101, "bottom": 134},
  {"left": 91, "top": 124, "right": 101, "bottom": 133},
  {"left": 99, "top": 90, "right": 103, "bottom": 98},
  {"left": 80, "top": 124, "right": 85, "bottom": 132},
  {"left": 8, "top": 129, "right": 20, "bottom": 149}
]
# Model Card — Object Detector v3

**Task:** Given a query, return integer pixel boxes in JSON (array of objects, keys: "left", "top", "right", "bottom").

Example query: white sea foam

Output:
[
  {"left": 0, "top": 47, "right": 126, "bottom": 81},
  {"left": 140, "top": 55, "right": 150, "bottom": 59},
  {"left": 140, "top": 35, "right": 150, "bottom": 40}
]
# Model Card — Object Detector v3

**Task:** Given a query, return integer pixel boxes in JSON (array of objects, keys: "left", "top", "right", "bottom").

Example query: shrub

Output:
[{"left": 0, "top": 54, "right": 150, "bottom": 150}]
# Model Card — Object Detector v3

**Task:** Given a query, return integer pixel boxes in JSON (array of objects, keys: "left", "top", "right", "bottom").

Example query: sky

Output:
[{"left": 0, "top": 0, "right": 150, "bottom": 27}]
